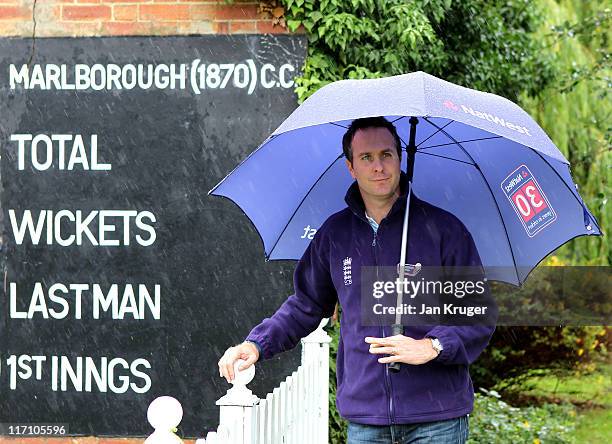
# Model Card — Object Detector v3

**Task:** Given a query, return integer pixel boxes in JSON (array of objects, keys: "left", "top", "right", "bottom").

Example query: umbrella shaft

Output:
[
  {"left": 395, "top": 181, "right": 412, "bottom": 326},
  {"left": 394, "top": 116, "right": 418, "bottom": 326},
  {"left": 406, "top": 117, "right": 419, "bottom": 183}
]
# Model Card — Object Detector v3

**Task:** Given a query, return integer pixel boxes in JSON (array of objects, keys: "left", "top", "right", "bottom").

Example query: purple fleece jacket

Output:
[{"left": 247, "top": 175, "right": 495, "bottom": 425}]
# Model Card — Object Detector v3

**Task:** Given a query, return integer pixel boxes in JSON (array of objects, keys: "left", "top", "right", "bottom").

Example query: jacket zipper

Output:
[{"left": 372, "top": 225, "right": 395, "bottom": 426}]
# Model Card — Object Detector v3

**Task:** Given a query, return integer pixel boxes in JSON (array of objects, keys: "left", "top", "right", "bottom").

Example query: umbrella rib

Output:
[
  {"left": 423, "top": 117, "right": 521, "bottom": 285},
  {"left": 416, "top": 151, "right": 476, "bottom": 166},
  {"left": 530, "top": 150, "right": 600, "bottom": 232},
  {"left": 416, "top": 120, "right": 454, "bottom": 148},
  {"left": 418, "top": 136, "right": 503, "bottom": 152},
  {"left": 267, "top": 153, "right": 345, "bottom": 258},
  {"left": 330, "top": 122, "right": 349, "bottom": 129},
  {"left": 389, "top": 116, "right": 411, "bottom": 148}
]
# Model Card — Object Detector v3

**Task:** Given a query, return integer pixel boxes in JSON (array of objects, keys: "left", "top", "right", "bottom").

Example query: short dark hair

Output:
[{"left": 342, "top": 116, "right": 402, "bottom": 163}]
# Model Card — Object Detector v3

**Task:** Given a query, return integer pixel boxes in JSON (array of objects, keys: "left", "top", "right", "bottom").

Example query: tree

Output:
[
  {"left": 281, "top": 0, "right": 557, "bottom": 102},
  {"left": 519, "top": 0, "right": 610, "bottom": 265}
]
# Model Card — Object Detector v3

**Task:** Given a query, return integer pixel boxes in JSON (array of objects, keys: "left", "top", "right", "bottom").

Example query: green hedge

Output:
[{"left": 468, "top": 389, "right": 576, "bottom": 444}]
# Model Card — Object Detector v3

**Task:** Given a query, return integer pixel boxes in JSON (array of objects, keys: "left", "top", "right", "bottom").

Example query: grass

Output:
[
  {"left": 495, "top": 362, "right": 611, "bottom": 443},
  {"left": 575, "top": 408, "right": 612, "bottom": 443},
  {"left": 517, "top": 365, "right": 611, "bottom": 407}
]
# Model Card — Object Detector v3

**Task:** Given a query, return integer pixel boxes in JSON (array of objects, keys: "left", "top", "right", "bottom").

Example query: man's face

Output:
[{"left": 345, "top": 127, "right": 401, "bottom": 201}]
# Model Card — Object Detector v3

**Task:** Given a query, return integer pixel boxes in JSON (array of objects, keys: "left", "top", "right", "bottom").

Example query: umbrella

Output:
[
  {"left": 210, "top": 71, "right": 601, "bottom": 372},
  {"left": 210, "top": 71, "right": 600, "bottom": 287}
]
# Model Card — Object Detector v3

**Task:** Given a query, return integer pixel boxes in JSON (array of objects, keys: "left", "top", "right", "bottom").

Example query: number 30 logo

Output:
[
  {"left": 513, "top": 185, "right": 544, "bottom": 220},
  {"left": 502, "top": 165, "right": 557, "bottom": 237}
]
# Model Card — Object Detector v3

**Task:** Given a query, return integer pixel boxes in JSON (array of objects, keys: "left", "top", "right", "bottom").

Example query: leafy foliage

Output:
[
  {"left": 471, "top": 256, "right": 609, "bottom": 391},
  {"left": 468, "top": 389, "right": 576, "bottom": 443},
  {"left": 472, "top": 324, "right": 610, "bottom": 391},
  {"left": 281, "top": 0, "right": 556, "bottom": 102},
  {"left": 324, "top": 319, "right": 348, "bottom": 444},
  {"left": 519, "top": 0, "right": 610, "bottom": 265}
]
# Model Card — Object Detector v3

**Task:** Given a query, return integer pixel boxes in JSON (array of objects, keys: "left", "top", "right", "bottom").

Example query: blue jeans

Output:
[{"left": 347, "top": 415, "right": 469, "bottom": 444}]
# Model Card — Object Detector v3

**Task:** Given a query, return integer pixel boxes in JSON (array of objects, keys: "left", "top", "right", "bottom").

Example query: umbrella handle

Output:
[
  {"left": 388, "top": 324, "right": 403, "bottom": 373},
  {"left": 389, "top": 157, "right": 415, "bottom": 373}
]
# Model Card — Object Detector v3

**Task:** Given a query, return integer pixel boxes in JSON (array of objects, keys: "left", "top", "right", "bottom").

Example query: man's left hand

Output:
[{"left": 365, "top": 335, "right": 438, "bottom": 365}]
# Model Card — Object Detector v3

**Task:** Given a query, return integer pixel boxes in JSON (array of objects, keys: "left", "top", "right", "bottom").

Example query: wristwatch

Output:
[{"left": 430, "top": 337, "right": 444, "bottom": 356}]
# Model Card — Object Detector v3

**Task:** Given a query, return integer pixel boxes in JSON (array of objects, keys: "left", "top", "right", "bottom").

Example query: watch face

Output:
[{"left": 432, "top": 339, "right": 443, "bottom": 352}]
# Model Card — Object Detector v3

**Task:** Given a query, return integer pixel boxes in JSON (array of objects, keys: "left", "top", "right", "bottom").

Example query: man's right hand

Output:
[{"left": 218, "top": 341, "right": 260, "bottom": 383}]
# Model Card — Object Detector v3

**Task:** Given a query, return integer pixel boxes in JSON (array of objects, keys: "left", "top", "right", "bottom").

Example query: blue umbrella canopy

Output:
[{"left": 210, "top": 71, "right": 601, "bottom": 285}]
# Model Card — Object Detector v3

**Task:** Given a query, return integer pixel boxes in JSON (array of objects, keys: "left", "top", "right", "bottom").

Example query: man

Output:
[{"left": 218, "top": 117, "right": 495, "bottom": 443}]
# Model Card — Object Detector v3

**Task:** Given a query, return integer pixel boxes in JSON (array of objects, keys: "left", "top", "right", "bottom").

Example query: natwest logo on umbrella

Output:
[
  {"left": 503, "top": 169, "right": 528, "bottom": 194},
  {"left": 443, "top": 100, "right": 532, "bottom": 136}
]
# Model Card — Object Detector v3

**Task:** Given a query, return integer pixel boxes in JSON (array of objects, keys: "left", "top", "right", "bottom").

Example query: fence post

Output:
[
  {"left": 214, "top": 359, "right": 259, "bottom": 444},
  {"left": 300, "top": 318, "right": 332, "bottom": 444}
]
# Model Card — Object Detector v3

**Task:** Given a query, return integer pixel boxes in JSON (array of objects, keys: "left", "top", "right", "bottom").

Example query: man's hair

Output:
[{"left": 342, "top": 116, "right": 402, "bottom": 163}]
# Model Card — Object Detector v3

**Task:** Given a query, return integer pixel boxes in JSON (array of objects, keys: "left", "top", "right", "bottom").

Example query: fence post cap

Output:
[
  {"left": 145, "top": 396, "right": 184, "bottom": 443},
  {"left": 216, "top": 385, "right": 259, "bottom": 406},
  {"left": 216, "top": 360, "right": 259, "bottom": 406},
  {"left": 147, "top": 396, "right": 183, "bottom": 428}
]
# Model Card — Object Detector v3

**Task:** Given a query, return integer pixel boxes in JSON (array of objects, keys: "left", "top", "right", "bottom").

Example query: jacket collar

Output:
[{"left": 344, "top": 172, "right": 412, "bottom": 222}]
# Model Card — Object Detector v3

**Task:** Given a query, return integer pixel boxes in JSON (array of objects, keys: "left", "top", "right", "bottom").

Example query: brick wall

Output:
[
  {"left": 0, "top": 0, "right": 293, "bottom": 36},
  {"left": 0, "top": 438, "right": 197, "bottom": 443}
]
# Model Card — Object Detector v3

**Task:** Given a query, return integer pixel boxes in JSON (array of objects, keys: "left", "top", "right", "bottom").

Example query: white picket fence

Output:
[{"left": 197, "top": 319, "right": 332, "bottom": 444}]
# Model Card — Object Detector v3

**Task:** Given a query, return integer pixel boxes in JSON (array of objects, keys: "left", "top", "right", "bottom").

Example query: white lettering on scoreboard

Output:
[
  {"left": 4, "top": 128, "right": 162, "bottom": 395},
  {"left": 7, "top": 133, "right": 157, "bottom": 247},
  {"left": 8, "top": 61, "right": 297, "bottom": 95},
  {"left": 9, "top": 282, "right": 161, "bottom": 320},
  {"left": 3, "top": 354, "right": 152, "bottom": 393}
]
